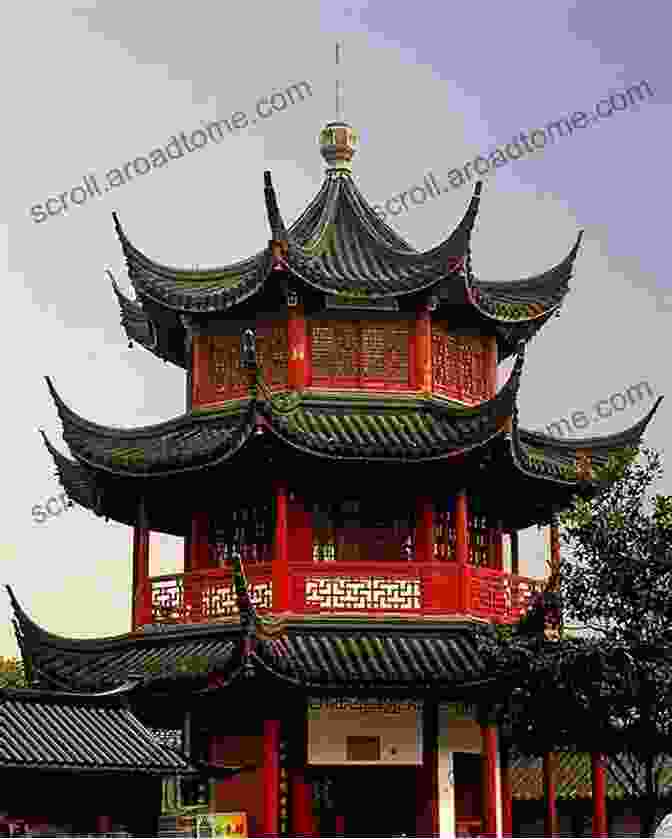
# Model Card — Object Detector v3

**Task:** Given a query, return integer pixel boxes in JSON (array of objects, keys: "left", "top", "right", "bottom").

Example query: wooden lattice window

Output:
[
  {"left": 211, "top": 503, "right": 274, "bottom": 565},
  {"left": 469, "top": 514, "right": 490, "bottom": 567},
  {"left": 434, "top": 509, "right": 456, "bottom": 561},
  {"left": 310, "top": 320, "right": 410, "bottom": 389},
  {"left": 256, "top": 322, "right": 289, "bottom": 390},
  {"left": 312, "top": 500, "right": 414, "bottom": 561},
  {"left": 432, "top": 325, "right": 490, "bottom": 403},
  {"left": 209, "top": 335, "right": 251, "bottom": 399}
]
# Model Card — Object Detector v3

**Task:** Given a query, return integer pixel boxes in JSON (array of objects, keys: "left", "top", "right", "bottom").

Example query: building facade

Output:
[{"left": 13, "top": 115, "right": 661, "bottom": 837}]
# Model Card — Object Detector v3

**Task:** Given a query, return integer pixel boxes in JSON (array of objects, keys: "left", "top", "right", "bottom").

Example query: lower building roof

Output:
[{"left": 0, "top": 682, "right": 198, "bottom": 776}]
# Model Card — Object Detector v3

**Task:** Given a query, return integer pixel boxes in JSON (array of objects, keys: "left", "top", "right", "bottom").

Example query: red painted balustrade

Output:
[{"left": 139, "top": 562, "right": 542, "bottom": 627}]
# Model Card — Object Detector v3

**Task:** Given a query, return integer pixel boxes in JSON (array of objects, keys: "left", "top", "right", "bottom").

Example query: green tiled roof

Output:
[
  {"left": 9, "top": 588, "right": 491, "bottom": 695},
  {"left": 40, "top": 363, "right": 661, "bottom": 533}
]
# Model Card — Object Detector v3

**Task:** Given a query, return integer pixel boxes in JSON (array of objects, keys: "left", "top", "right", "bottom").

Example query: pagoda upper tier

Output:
[{"left": 112, "top": 171, "right": 582, "bottom": 368}]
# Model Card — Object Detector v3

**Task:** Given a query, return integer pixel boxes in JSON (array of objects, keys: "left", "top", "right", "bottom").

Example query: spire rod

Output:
[{"left": 335, "top": 42, "right": 344, "bottom": 122}]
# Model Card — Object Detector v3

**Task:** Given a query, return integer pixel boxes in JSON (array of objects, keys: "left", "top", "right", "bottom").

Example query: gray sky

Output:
[{"left": 1, "top": 0, "right": 669, "bottom": 653}]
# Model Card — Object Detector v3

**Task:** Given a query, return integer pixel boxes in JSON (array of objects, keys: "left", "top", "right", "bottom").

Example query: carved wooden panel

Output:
[
  {"left": 209, "top": 335, "right": 251, "bottom": 399},
  {"left": 305, "top": 576, "right": 421, "bottom": 610},
  {"left": 256, "top": 322, "right": 289, "bottom": 389},
  {"left": 310, "top": 320, "right": 410, "bottom": 389},
  {"left": 432, "top": 325, "right": 489, "bottom": 403}
]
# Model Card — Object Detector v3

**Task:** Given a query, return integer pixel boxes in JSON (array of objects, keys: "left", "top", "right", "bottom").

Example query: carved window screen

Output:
[
  {"left": 211, "top": 503, "right": 274, "bottom": 565},
  {"left": 432, "top": 325, "right": 489, "bottom": 403},
  {"left": 469, "top": 514, "right": 490, "bottom": 567},
  {"left": 256, "top": 322, "right": 289, "bottom": 390},
  {"left": 434, "top": 509, "right": 456, "bottom": 561},
  {"left": 310, "top": 320, "right": 410, "bottom": 389}
]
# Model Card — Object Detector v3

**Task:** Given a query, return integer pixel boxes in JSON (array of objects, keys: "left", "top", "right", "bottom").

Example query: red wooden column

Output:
[
  {"left": 416, "top": 498, "right": 436, "bottom": 610},
  {"left": 549, "top": 514, "right": 561, "bottom": 587},
  {"left": 543, "top": 752, "right": 559, "bottom": 836},
  {"left": 288, "top": 492, "right": 313, "bottom": 564},
  {"left": 486, "top": 334, "right": 498, "bottom": 398},
  {"left": 500, "top": 740, "right": 513, "bottom": 838},
  {"left": 480, "top": 713, "right": 499, "bottom": 837},
  {"left": 131, "top": 495, "right": 150, "bottom": 631},
  {"left": 189, "top": 511, "right": 211, "bottom": 570},
  {"left": 493, "top": 520, "right": 504, "bottom": 570},
  {"left": 184, "top": 511, "right": 209, "bottom": 622},
  {"left": 287, "top": 302, "right": 308, "bottom": 389},
  {"left": 289, "top": 701, "right": 315, "bottom": 837},
  {"left": 273, "top": 482, "right": 290, "bottom": 611},
  {"left": 190, "top": 334, "right": 208, "bottom": 407},
  {"left": 415, "top": 305, "right": 433, "bottom": 393},
  {"left": 96, "top": 815, "right": 113, "bottom": 835},
  {"left": 455, "top": 490, "right": 470, "bottom": 613},
  {"left": 509, "top": 530, "right": 519, "bottom": 576},
  {"left": 263, "top": 719, "right": 281, "bottom": 838},
  {"left": 416, "top": 700, "right": 439, "bottom": 837},
  {"left": 591, "top": 752, "right": 608, "bottom": 837},
  {"left": 184, "top": 532, "right": 192, "bottom": 573}
]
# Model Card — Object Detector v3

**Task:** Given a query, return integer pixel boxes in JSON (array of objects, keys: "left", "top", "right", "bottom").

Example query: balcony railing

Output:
[{"left": 139, "top": 561, "right": 543, "bottom": 627}]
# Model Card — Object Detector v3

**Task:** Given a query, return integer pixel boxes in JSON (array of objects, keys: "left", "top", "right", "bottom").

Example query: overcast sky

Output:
[{"left": 0, "top": 0, "right": 669, "bottom": 654}]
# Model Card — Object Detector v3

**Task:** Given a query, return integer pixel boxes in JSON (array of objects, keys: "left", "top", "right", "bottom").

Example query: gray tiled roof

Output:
[{"left": 0, "top": 685, "right": 197, "bottom": 775}]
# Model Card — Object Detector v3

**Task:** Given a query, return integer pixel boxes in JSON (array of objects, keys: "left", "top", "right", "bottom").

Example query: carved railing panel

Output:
[
  {"left": 149, "top": 565, "right": 273, "bottom": 623},
  {"left": 147, "top": 564, "right": 543, "bottom": 623}
]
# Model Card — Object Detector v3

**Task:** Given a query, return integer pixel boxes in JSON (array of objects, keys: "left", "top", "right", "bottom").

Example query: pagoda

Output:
[{"left": 11, "top": 93, "right": 661, "bottom": 837}]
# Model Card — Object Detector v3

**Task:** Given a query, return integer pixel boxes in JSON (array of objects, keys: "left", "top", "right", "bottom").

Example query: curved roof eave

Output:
[
  {"left": 509, "top": 396, "right": 663, "bottom": 486},
  {"left": 518, "top": 395, "right": 663, "bottom": 452},
  {"left": 113, "top": 212, "right": 271, "bottom": 315},
  {"left": 465, "top": 231, "right": 583, "bottom": 325},
  {"left": 44, "top": 378, "right": 257, "bottom": 478}
]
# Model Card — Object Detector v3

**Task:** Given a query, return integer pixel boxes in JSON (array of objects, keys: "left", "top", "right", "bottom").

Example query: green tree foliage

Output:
[
  {"left": 473, "top": 446, "right": 672, "bottom": 836},
  {"left": 0, "top": 656, "right": 28, "bottom": 688}
]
